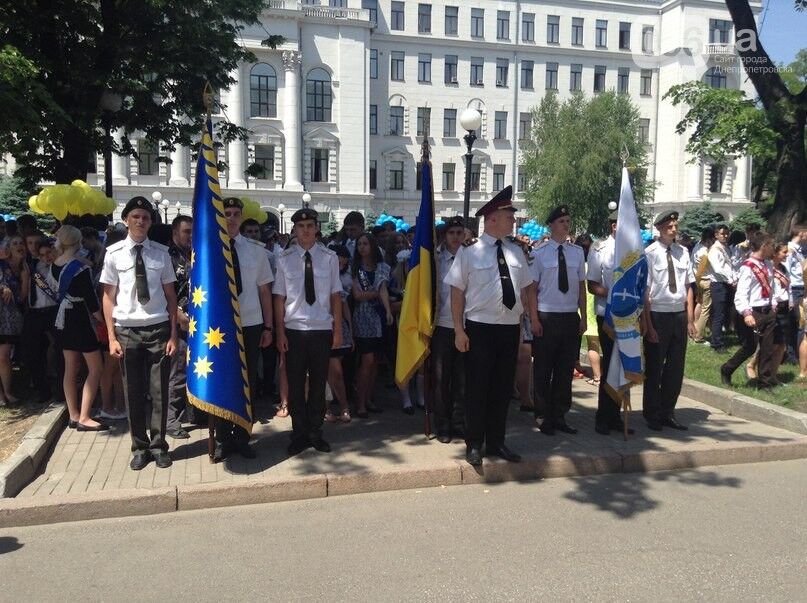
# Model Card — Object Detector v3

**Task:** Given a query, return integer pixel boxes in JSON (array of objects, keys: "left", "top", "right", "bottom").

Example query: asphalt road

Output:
[{"left": 1, "top": 460, "right": 806, "bottom": 602}]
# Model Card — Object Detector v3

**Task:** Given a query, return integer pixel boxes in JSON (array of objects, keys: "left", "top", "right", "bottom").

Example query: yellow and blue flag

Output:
[
  {"left": 394, "top": 160, "right": 436, "bottom": 386},
  {"left": 186, "top": 119, "right": 253, "bottom": 433}
]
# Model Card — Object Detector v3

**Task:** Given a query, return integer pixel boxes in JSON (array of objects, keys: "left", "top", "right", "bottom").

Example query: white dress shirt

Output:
[
  {"left": 273, "top": 243, "right": 341, "bottom": 331},
  {"left": 233, "top": 234, "right": 274, "bottom": 327},
  {"left": 734, "top": 256, "right": 775, "bottom": 315},
  {"left": 436, "top": 245, "right": 458, "bottom": 329},
  {"left": 100, "top": 237, "right": 176, "bottom": 327},
  {"left": 585, "top": 236, "right": 615, "bottom": 317},
  {"left": 786, "top": 241, "right": 805, "bottom": 289},
  {"left": 707, "top": 240, "right": 735, "bottom": 284},
  {"left": 31, "top": 260, "right": 58, "bottom": 309},
  {"left": 444, "top": 233, "right": 531, "bottom": 326},
  {"left": 531, "top": 238, "right": 586, "bottom": 313},
  {"left": 645, "top": 241, "right": 694, "bottom": 313}
]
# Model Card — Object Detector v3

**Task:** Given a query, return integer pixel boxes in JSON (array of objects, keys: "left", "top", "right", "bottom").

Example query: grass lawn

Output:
[
  {"left": 684, "top": 335, "right": 807, "bottom": 414},
  {"left": 0, "top": 369, "right": 52, "bottom": 463}
]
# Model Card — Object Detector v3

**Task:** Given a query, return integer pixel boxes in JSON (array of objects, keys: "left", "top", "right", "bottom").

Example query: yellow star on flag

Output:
[
  {"left": 188, "top": 317, "right": 197, "bottom": 337},
  {"left": 203, "top": 326, "right": 225, "bottom": 349},
  {"left": 191, "top": 286, "right": 207, "bottom": 308},
  {"left": 193, "top": 356, "right": 213, "bottom": 379},
  {"left": 190, "top": 249, "right": 196, "bottom": 267}
]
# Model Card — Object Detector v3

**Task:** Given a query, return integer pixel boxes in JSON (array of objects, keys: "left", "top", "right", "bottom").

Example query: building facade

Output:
[{"left": 5, "top": 0, "right": 761, "bottom": 231}]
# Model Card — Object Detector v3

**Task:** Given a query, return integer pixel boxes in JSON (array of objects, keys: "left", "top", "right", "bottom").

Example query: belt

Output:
[{"left": 752, "top": 306, "right": 772, "bottom": 314}]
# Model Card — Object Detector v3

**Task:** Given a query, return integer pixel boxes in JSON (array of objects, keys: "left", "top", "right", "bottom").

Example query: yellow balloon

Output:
[
  {"left": 28, "top": 195, "right": 40, "bottom": 213},
  {"left": 257, "top": 210, "right": 268, "bottom": 225}
]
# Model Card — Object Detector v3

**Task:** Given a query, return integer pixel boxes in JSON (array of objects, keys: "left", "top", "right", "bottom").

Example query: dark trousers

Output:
[
  {"left": 532, "top": 312, "right": 580, "bottom": 424},
  {"left": 117, "top": 322, "right": 171, "bottom": 454},
  {"left": 166, "top": 333, "right": 188, "bottom": 432},
  {"left": 215, "top": 324, "right": 262, "bottom": 447},
  {"left": 464, "top": 320, "right": 519, "bottom": 450},
  {"left": 595, "top": 316, "right": 621, "bottom": 425},
  {"left": 431, "top": 325, "right": 466, "bottom": 436},
  {"left": 723, "top": 309, "right": 777, "bottom": 386},
  {"left": 710, "top": 282, "right": 732, "bottom": 349},
  {"left": 286, "top": 329, "right": 332, "bottom": 446},
  {"left": 788, "top": 285, "right": 804, "bottom": 360},
  {"left": 20, "top": 306, "right": 62, "bottom": 400},
  {"left": 643, "top": 311, "right": 688, "bottom": 422}
]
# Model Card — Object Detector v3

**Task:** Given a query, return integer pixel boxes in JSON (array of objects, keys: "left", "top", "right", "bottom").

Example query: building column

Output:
[
  {"left": 169, "top": 145, "right": 189, "bottom": 187},
  {"left": 227, "top": 65, "right": 247, "bottom": 189},
  {"left": 733, "top": 155, "right": 750, "bottom": 203},
  {"left": 686, "top": 158, "right": 702, "bottom": 202},
  {"left": 282, "top": 50, "right": 303, "bottom": 192},
  {"left": 111, "top": 129, "right": 129, "bottom": 186}
]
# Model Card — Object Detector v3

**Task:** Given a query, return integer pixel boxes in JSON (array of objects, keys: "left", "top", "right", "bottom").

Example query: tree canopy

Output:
[
  {"left": 520, "top": 91, "right": 653, "bottom": 236},
  {"left": 677, "top": 201, "right": 724, "bottom": 239}
]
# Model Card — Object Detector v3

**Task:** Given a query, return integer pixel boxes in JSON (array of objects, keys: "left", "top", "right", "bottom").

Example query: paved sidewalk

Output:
[{"left": 18, "top": 378, "right": 807, "bottom": 499}]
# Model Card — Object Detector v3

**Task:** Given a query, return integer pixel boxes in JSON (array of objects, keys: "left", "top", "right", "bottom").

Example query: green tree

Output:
[
  {"left": 729, "top": 207, "right": 767, "bottom": 233},
  {"left": 0, "top": 1, "right": 281, "bottom": 188},
  {"left": 520, "top": 91, "right": 654, "bottom": 237},
  {"left": 677, "top": 201, "right": 724, "bottom": 239},
  {"left": 0, "top": 175, "right": 30, "bottom": 216}
]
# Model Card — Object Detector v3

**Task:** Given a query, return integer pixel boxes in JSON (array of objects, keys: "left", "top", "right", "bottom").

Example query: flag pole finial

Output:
[
  {"left": 203, "top": 82, "right": 214, "bottom": 120},
  {"left": 620, "top": 144, "right": 629, "bottom": 167}
]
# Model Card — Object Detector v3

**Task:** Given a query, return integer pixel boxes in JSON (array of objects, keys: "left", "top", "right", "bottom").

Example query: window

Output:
[
  {"left": 137, "top": 140, "right": 158, "bottom": 175},
  {"left": 443, "top": 108, "right": 457, "bottom": 137},
  {"left": 596, "top": 19, "right": 607, "bottom": 47},
  {"left": 311, "top": 148, "right": 328, "bottom": 183},
  {"left": 330, "top": 0, "right": 346, "bottom": 7},
  {"left": 619, "top": 22, "right": 631, "bottom": 49},
  {"left": 470, "top": 57, "right": 484, "bottom": 86},
  {"left": 390, "top": 51, "right": 405, "bottom": 81},
  {"left": 250, "top": 63, "right": 277, "bottom": 118},
  {"left": 521, "top": 60, "right": 534, "bottom": 89},
  {"left": 570, "top": 64, "right": 582, "bottom": 91},
  {"left": 497, "top": 11, "right": 510, "bottom": 40},
  {"left": 494, "top": 111, "right": 507, "bottom": 139},
  {"left": 389, "top": 106, "right": 404, "bottom": 135},
  {"left": 442, "top": 163, "right": 455, "bottom": 190},
  {"left": 547, "top": 15, "right": 559, "bottom": 44},
  {"left": 305, "top": 69, "right": 332, "bottom": 122},
  {"left": 518, "top": 113, "right": 531, "bottom": 141},
  {"left": 417, "top": 107, "right": 431, "bottom": 137},
  {"left": 445, "top": 6, "right": 458, "bottom": 35},
  {"left": 362, "top": 0, "right": 378, "bottom": 25},
  {"left": 496, "top": 58, "right": 508, "bottom": 87},
  {"left": 640, "top": 69, "right": 652, "bottom": 95},
  {"left": 706, "top": 66, "right": 727, "bottom": 89},
  {"left": 470, "top": 163, "right": 481, "bottom": 191},
  {"left": 571, "top": 18, "right": 584, "bottom": 46},
  {"left": 390, "top": 160, "right": 404, "bottom": 190},
  {"left": 709, "top": 19, "right": 732, "bottom": 44},
  {"left": 418, "top": 53, "right": 432, "bottom": 83},
  {"left": 471, "top": 8, "right": 484, "bottom": 38},
  {"left": 369, "top": 49, "right": 378, "bottom": 79},
  {"left": 444, "top": 55, "right": 458, "bottom": 84},
  {"left": 254, "top": 145, "right": 274, "bottom": 178},
  {"left": 638, "top": 118, "right": 650, "bottom": 144},
  {"left": 416, "top": 162, "right": 423, "bottom": 190},
  {"left": 522, "top": 13, "right": 534, "bottom": 42},
  {"left": 709, "top": 165, "right": 724, "bottom": 193},
  {"left": 418, "top": 4, "right": 431, "bottom": 33},
  {"left": 642, "top": 26, "right": 654, "bottom": 53},
  {"left": 617, "top": 67, "right": 629, "bottom": 93},
  {"left": 594, "top": 65, "right": 606, "bottom": 93},
  {"left": 493, "top": 165, "right": 505, "bottom": 191},
  {"left": 391, "top": 1, "right": 405, "bottom": 30},
  {"left": 517, "top": 168, "right": 527, "bottom": 191},
  {"left": 546, "top": 62, "right": 558, "bottom": 90},
  {"left": 369, "top": 104, "right": 377, "bottom": 134},
  {"left": 369, "top": 160, "right": 377, "bottom": 189}
]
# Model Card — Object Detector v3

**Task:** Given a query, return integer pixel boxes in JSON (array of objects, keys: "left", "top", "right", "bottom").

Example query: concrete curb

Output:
[
  {"left": 0, "top": 404, "right": 66, "bottom": 498},
  {"left": 2, "top": 439, "right": 806, "bottom": 529}
]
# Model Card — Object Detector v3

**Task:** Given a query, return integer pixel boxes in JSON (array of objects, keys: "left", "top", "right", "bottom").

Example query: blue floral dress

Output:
[
  {"left": 352, "top": 262, "right": 390, "bottom": 340},
  {"left": 0, "top": 260, "right": 24, "bottom": 343}
]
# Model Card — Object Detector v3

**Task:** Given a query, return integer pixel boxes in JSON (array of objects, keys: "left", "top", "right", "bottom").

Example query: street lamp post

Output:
[
  {"left": 302, "top": 192, "right": 311, "bottom": 209},
  {"left": 459, "top": 108, "right": 482, "bottom": 227},
  {"left": 278, "top": 203, "right": 286, "bottom": 234},
  {"left": 160, "top": 199, "right": 170, "bottom": 222},
  {"left": 175, "top": 200, "right": 182, "bottom": 218},
  {"left": 99, "top": 91, "right": 123, "bottom": 200}
]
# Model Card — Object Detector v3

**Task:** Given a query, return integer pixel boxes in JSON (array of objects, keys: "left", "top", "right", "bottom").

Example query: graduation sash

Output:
[
  {"left": 55, "top": 260, "right": 89, "bottom": 330},
  {"left": 32, "top": 270, "right": 59, "bottom": 303},
  {"left": 743, "top": 259, "right": 771, "bottom": 299}
]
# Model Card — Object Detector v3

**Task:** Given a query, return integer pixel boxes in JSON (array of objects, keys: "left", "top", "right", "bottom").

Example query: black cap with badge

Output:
[
  {"left": 654, "top": 210, "right": 679, "bottom": 227},
  {"left": 545, "top": 205, "right": 571, "bottom": 225},
  {"left": 222, "top": 197, "right": 243, "bottom": 209},
  {"left": 291, "top": 207, "right": 319, "bottom": 223},
  {"left": 121, "top": 196, "right": 156, "bottom": 220}
]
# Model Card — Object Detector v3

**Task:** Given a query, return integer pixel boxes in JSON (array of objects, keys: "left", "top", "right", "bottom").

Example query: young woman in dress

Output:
[{"left": 0, "top": 236, "right": 29, "bottom": 406}]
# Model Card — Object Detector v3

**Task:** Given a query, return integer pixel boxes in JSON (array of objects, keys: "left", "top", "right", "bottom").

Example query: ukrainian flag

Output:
[
  {"left": 186, "top": 118, "right": 253, "bottom": 433},
  {"left": 395, "top": 160, "right": 436, "bottom": 386}
]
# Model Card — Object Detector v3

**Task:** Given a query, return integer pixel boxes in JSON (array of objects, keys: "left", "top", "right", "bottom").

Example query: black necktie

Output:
[
  {"left": 495, "top": 240, "right": 516, "bottom": 310},
  {"left": 304, "top": 251, "right": 316, "bottom": 305},
  {"left": 557, "top": 245, "right": 569, "bottom": 293},
  {"left": 134, "top": 244, "right": 150, "bottom": 304},
  {"left": 666, "top": 247, "right": 677, "bottom": 293},
  {"left": 230, "top": 238, "right": 242, "bottom": 296}
]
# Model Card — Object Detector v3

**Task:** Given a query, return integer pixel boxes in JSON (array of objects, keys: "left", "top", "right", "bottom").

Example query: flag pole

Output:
[
  {"left": 420, "top": 136, "right": 434, "bottom": 439},
  {"left": 619, "top": 143, "right": 631, "bottom": 441},
  {"left": 202, "top": 82, "right": 216, "bottom": 461}
]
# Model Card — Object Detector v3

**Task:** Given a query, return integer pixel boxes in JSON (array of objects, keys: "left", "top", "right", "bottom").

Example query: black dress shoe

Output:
[
  {"left": 287, "top": 439, "right": 311, "bottom": 456},
  {"left": 311, "top": 438, "right": 331, "bottom": 453},
  {"left": 76, "top": 422, "right": 110, "bottom": 432},
  {"left": 437, "top": 433, "right": 451, "bottom": 444},
  {"left": 539, "top": 421, "right": 555, "bottom": 436},
  {"left": 594, "top": 422, "right": 611, "bottom": 435},
  {"left": 154, "top": 451, "right": 172, "bottom": 468},
  {"left": 486, "top": 445, "right": 521, "bottom": 463},
  {"left": 167, "top": 428, "right": 190, "bottom": 439},
  {"left": 402, "top": 405, "right": 414, "bottom": 415},
  {"left": 236, "top": 443, "right": 257, "bottom": 459},
  {"left": 519, "top": 405, "right": 535, "bottom": 413},
  {"left": 465, "top": 447, "right": 483, "bottom": 466},
  {"left": 606, "top": 420, "right": 635, "bottom": 435},
  {"left": 646, "top": 420, "right": 663, "bottom": 432},
  {"left": 661, "top": 417, "right": 688, "bottom": 431},
  {"left": 720, "top": 366, "right": 732, "bottom": 386},
  {"left": 212, "top": 443, "right": 228, "bottom": 463},
  {"left": 130, "top": 452, "right": 153, "bottom": 471},
  {"left": 68, "top": 420, "right": 77, "bottom": 429},
  {"left": 555, "top": 418, "right": 578, "bottom": 434}
]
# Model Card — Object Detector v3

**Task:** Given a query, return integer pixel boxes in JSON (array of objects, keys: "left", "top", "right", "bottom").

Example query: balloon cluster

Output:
[
  {"left": 376, "top": 213, "right": 410, "bottom": 233},
  {"left": 435, "top": 219, "right": 445, "bottom": 226},
  {"left": 28, "top": 180, "right": 116, "bottom": 221},
  {"left": 517, "top": 218, "right": 548, "bottom": 241},
  {"left": 239, "top": 197, "right": 268, "bottom": 224},
  {"left": 640, "top": 229, "right": 654, "bottom": 245},
  {"left": 0, "top": 213, "right": 14, "bottom": 222}
]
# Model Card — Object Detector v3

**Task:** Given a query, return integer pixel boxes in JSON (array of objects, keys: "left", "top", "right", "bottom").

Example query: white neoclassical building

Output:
[{"left": 4, "top": 0, "right": 761, "bottom": 231}]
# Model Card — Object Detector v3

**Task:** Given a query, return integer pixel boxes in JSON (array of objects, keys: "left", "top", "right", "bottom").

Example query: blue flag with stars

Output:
[{"left": 186, "top": 118, "right": 252, "bottom": 433}]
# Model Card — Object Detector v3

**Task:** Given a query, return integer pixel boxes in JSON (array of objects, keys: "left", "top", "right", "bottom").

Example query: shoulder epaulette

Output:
[
  {"left": 279, "top": 248, "right": 295, "bottom": 257},
  {"left": 462, "top": 238, "right": 479, "bottom": 247},
  {"left": 321, "top": 246, "right": 336, "bottom": 256},
  {"left": 105, "top": 241, "right": 126, "bottom": 253}
]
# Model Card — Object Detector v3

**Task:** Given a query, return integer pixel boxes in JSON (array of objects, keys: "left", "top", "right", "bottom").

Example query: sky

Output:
[{"left": 756, "top": 0, "right": 807, "bottom": 65}]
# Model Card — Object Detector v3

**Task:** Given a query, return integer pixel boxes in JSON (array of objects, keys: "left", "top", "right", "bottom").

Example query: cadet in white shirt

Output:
[
  {"left": 529, "top": 205, "right": 587, "bottom": 436},
  {"left": 446, "top": 186, "right": 531, "bottom": 467},
  {"left": 101, "top": 197, "right": 178, "bottom": 471},
  {"left": 785, "top": 224, "right": 806, "bottom": 362},
  {"left": 642, "top": 211, "right": 696, "bottom": 431},
  {"left": 707, "top": 224, "right": 735, "bottom": 351},
  {"left": 274, "top": 208, "right": 342, "bottom": 456}
]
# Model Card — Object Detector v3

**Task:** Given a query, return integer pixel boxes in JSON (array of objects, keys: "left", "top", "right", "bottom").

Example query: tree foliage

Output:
[
  {"left": 729, "top": 207, "right": 767, "bottom": 233},
  {"left": 520, "top": 91, "right": 654, "bottom": 236},
  {"left": 677, "top": 201, "right": 724, "bottom": 239},
  {"left": 0, "top": 175, "right": 30, "bottom": 216}
]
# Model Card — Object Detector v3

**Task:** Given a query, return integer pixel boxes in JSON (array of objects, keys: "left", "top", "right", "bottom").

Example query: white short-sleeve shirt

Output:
[
  {"left": 233, "top": 234, "right": 274, "bottom": 327},
  {"left": 585, "top": 236, "right": 615, "bottom": 317},
  {"left": 273, "top": 243, "right": 341, "bottom": 331},
  {"left": 645, "top": 241, "right": 694, "bottom": 313},
  {"left": 531, "top": 239, "right": 586, "bottom": 313}
]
